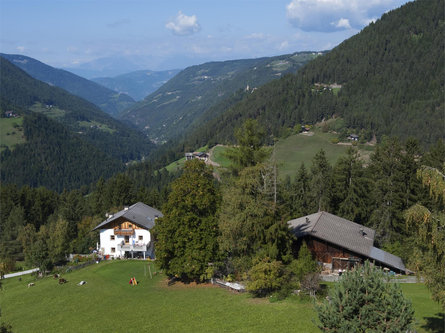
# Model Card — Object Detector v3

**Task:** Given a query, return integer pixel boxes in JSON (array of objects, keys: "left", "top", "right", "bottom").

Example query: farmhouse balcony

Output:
[
  {"left": 114, "top": 229, "right": 134, "bottom": 236},
  {"left": 117, "top": 243, "right": 147, "bottom": 252}
]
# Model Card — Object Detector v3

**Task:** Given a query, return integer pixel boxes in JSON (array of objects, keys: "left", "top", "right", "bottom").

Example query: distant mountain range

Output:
[
  {"left": 0, "top": 57, "right": 155, "bottom": 191},
  {"left": 0, "top": 53, "right": 135, "bottom": 117},
  {"left": 177, "top": 0, "right": 444, "bottom": 150},
  {"left": 92, "top": 69, "right": 181, "bottom": 101},
  {"left": 120, "top": 52, "right": 322, "bottom": 143}
]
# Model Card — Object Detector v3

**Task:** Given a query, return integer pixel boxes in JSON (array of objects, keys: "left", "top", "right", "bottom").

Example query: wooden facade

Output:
[{"left": 294, "top": 236, "right": 363, "bottom": 271}]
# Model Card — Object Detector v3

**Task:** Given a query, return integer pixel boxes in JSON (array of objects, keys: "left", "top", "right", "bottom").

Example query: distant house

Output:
[
  {"left": 93, "top": 202, "right": 163, "bottom": 259},
  {"left": 185, "top": 151, "right": 209, "bottom": 162},
  {"left": 4, "top": 111, "right": 18, "bottom": 118},
  {"left": 348, "top": 134, "right": 359, "bottom": 141},
  {"left": 288, "top": 212, "right": 407, "bottom": 274}
]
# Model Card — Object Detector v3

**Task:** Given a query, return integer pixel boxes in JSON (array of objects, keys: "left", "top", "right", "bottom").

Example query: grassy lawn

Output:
[
  {"left": 164, "top": 146, "right": 208, "bottom": 173},
  {"left": 0, "top": 117, "right": 25, "bottom": 151},
  {"left": 1, "top": 261, "right": 442, "bottom": 333},
  {"left": 274, "top": 130, "right": 374, "bottom": 180},
  {"left": 211, "top": 145, "right": 232, "bottom": 168},
  {"left": 0, "top": 261, "right": 317, "bottom": 332}
]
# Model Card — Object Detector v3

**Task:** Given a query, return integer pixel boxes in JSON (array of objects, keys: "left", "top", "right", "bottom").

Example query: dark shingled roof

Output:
[
  {"left": 288, "top": 212, "right": 406, "bottom": 273},
  {"left": 93, "top": 202, "right": 163, "bottom": 231}
]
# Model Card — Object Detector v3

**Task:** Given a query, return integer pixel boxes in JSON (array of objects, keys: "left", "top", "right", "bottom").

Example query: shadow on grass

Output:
[{"left": 421, "top": 312, "right": 444, "bottom": 333}]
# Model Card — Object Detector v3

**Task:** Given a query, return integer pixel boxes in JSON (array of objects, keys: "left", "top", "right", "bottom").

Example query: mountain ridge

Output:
[{"left": 0, "top": 53, "right": 135, "bottom": 117}]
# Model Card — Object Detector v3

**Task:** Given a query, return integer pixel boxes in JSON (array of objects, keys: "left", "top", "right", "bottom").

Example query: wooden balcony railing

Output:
[{"left": 114, "top": 229, "right": 134, "bottom": 236}]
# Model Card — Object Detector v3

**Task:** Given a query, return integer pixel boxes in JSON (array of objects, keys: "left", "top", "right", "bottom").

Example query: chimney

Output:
[
  {"left": 359, "top": 227, "right": 365, "bottom": 236},
  {"left": 305, "top": 217, "right": 310, "bottom": 224}
]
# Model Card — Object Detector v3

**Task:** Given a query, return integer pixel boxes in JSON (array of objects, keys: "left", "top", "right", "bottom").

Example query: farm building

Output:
[
  {"left": 185, "top": 151, "right": 209, "bottom": 162},
  {"left": 93, "top": 202, "right": 163, "bottom": 259},
  {"left": 288, "top": 212, "right": 407, "bottom": 274}
]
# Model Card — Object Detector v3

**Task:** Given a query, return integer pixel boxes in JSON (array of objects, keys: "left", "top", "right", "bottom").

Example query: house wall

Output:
[
  {"left": 99, "top": 219, "right": 152, "bottom": 258},
  {"left": 294, "top": 236, "right": 363, "bottom": 269}
]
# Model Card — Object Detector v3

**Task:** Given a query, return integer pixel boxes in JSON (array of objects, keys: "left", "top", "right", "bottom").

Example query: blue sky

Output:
[{"left": 1, "top": 0, "right": 410, "bottom": 74}]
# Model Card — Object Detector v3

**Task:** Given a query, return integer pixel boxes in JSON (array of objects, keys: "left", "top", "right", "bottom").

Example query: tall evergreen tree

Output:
[
  {"left": 224, "top": 119, "right": 269, "bottom": 174},
  {"left": 368, "top": 137, "right": 407, "bottom": 243},
  {"left": 310, "top": 149, "right": 332, "bottom": 212},
  {"left": 218, "top": 163, "right": 291, "bottom": 275},
  {"left": 290, "top": 162, "right": 312, "bottom": 217},
  {"left": 332, "top": 148, "right": 370, "bottom": 224},
  {"left": 154, "top": 159, "right": 220, "bottom": 282}
]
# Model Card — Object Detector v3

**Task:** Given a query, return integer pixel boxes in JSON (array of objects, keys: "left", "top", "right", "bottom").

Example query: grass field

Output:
[
  {"left": 0, "top": 117, "right": 25, "bottom": 151},
  {"left": 0, "top": 261, "right": 442, "bottom": 333},
  {"left": 274, "top": 130, "right": 374, "bottom": 180},
  {"left": 211, "top": 145, "right": 232, "bottom": 168}
]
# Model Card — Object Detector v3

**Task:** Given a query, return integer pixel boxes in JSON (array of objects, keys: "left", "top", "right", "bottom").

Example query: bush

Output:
[
  {"left": 247, "top": 257, "right": 290, "bottom": 297},
  {"left": 316, "top": 261, "right": 414, "bottom": 332}
]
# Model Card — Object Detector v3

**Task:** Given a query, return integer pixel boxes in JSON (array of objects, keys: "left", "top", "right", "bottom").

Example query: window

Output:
[
  {"left": 125, "top": 235, "right": 130, "bottom": 244},
  {"left": 110, "top": 235, "right": 115, "bottom": 241},
  {"left": 111, "top": 247, "right": 115, "bottom": 253},
  {"left": 138, "top": 235, "right": 143, "bottom": 241}
]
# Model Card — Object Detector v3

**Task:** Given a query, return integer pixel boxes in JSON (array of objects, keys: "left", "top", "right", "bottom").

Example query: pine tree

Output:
[
  {"left": 224, "top": 119, "right": 269, "bottom": 174},
  {"left": 154, "top": 159, "right": 220, "bottom": 282},
  {"left": 316, "top": 261, "right": 414, "bottom": 332},
  {"left": 310, "top": 149, "right": 332, "bottom": 212},
  {"left": 218, "top": 163, "right": 291, "bottom": 275},
  {"left": 368, "top": 138, "right": 406, "bottom": 243},
  {"left": 290, "top": 163, "right": 312, "bottom": 217},
  {"left": 332, "top": 148, "right": 370, "bottom": 224}
]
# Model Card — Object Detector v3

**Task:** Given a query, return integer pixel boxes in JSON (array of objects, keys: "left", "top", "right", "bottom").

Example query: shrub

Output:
[
  {"left": 247, "top": 257, "right": 290, "bottom": 297},
  {"left": 315, "top": 261, "right": 414, "bottom": 332}
]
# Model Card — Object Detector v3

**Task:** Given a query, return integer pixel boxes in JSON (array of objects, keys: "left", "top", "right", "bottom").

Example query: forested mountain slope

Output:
[
  {"left": 121, "top": 52, "right": 320, "bottom": 143},
  {"left": 0, "top": 57, "right": 154, "bottom": 163},
  {"left": 0, "top": 53, "right": 135, "bottom": 117},
  {"left": 0, "top": 112, "right": 123, "bottom": 192},
  {"left": 92, "top": 69, "right": 181, "bottom": 101},
  {"left": 180, "top": 0, "right": 444, "bottom": 150}
]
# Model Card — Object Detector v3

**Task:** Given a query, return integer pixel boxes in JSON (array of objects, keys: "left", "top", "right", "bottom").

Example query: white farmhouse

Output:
[{"left": 93, "top": 202, "right": 163, "bottom": 259}]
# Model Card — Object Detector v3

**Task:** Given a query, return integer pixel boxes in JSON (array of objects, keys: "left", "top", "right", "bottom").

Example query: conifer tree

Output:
[
  {"left": 316, "top": 261, "right": 414, "bottom": 332},
  {"left": 368, "top": 138, "right": 406, "bottom": 243},
  {"left": 332, "top": 148, "right": 370, "bottom": 224},
  {"left": 290, "top": 163, "right": 312, "bottom": 217},
  {"left": 224, "top": 119, "right": 269, "bottom": 174},
  {"left": 154, "top": 159, "right": 220, "bottom": 281},
  {"left": 310, "top": 149, "right": 332, "bottom": 212}
]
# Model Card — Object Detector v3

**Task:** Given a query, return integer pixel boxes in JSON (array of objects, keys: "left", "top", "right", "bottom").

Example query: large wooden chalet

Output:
[
  {"left": 93, "top": 202, "right": 163, "bottom": 259},
  {"left": 288, "top": 212, "right": 407, "bottom": 274}
]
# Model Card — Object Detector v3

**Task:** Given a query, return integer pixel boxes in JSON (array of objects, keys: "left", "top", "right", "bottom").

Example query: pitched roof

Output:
[
  {"left": 287, "top": 212, "right": 406, "bottom": 272},
  {"left": 93, "top": 202, "right": 163, "bottom": 231}
]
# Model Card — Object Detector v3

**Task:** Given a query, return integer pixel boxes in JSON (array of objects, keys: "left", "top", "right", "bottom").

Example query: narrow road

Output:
[{"left": 3, "top": 268, "right": 39, "bottom": 279}]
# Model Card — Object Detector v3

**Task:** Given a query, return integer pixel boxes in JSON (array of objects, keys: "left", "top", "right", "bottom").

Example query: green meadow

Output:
[
  {"left": 0, "top": 261, "right": 442, "bottom": 333},
  {"left": 274, "top": 130, "right": 374, "bottom": 180},
  {"left": 0, "top": 117, "right": 25, "bottom": 151}
]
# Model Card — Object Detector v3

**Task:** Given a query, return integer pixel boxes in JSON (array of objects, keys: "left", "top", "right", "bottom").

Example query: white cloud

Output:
[
  {"left": 333, "top": 18, "right": 351, "bottom": 29},
  {"left": 279, "top": 40, "right": 289, "bottom": 50},
  {"left": 16, "top": 46, "right": 25, "bottom": 52},
  {"left": 286, "top": 0, "right": 405, "bottom": 32},
  {"left": 166, "top": 11, "right": 201, "bottom": 36}
]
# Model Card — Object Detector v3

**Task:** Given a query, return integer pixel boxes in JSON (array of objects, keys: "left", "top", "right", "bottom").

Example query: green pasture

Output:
[
  {"left": 274, "top": 130, "right": 373, "bottom": 180},
  {"left": 29, "top": 102, "right": 66, "bottom": 119},
  {"left": 0, "top": 261, "right": 442, "bottom": 333},
  {"left": 165, "top": 146, "right": 208, "bottom": 173},
  {"left": 0, "top": 117, "right": 25, "bottom": 151},
  {"left": 211, "top": 145, "right": 232, "bottom": 168}
]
